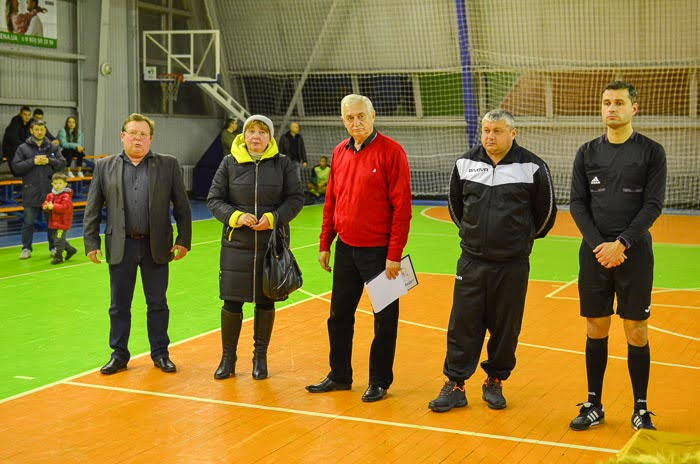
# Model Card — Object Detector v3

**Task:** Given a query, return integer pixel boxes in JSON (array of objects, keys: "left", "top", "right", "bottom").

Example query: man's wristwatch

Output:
[{"left": 616, "top": 235, "right": 631, "bottom": 250}]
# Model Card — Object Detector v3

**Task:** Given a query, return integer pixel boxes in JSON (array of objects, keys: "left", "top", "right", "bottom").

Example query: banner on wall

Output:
[{"left": 0, "top": 0, "right": 57, "bottom": 48}]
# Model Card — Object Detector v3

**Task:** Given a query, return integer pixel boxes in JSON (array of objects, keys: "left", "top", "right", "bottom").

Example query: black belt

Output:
[{"left": 126, "top": 233, "right": 149, "bottom": 240}]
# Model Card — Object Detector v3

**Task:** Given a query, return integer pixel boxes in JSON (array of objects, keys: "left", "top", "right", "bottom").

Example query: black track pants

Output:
[{"left": 442, "top": 253, "right": 529, "bottom": 382}]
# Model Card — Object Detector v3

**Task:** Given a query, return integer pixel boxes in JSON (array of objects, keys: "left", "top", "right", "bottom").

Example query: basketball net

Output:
[{"left": 159, "top": 73, "right": 184, "bottom": 105}]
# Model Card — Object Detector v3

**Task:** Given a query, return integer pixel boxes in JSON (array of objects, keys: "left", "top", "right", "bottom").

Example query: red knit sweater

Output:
[{"left": 320, "top": 131, "right": 412, "bottom": 261}]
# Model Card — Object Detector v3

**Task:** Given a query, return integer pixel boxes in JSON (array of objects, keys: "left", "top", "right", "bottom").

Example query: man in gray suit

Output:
[{"left": 83, "top": 113, "right": 192, "bottom": 375}]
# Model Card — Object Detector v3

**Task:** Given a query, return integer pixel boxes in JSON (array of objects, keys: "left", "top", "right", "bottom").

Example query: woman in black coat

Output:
[{"left": 207, "top": 115, "right": 304, "bottom": 380}]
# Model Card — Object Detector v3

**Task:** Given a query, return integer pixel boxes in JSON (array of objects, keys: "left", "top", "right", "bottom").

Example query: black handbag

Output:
[{"left": 262, "top": 218, "right": 303, "bottom": 301}]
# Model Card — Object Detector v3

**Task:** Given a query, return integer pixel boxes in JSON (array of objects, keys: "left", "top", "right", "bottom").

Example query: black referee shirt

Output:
[{"left": 570, "top": 132, "right": 666, "bottom": 249}]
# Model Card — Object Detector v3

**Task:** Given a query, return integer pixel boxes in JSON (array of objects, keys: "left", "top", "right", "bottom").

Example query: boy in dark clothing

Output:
[{"left": 42, "top": 172, "right": 77, "bottom": 264}]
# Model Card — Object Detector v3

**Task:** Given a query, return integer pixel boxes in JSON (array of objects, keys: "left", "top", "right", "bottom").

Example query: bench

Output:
[
  {"left": 0, "top": 176, "right": 93, "bottom": 204},
  {"left": 0, "top": 200, "right": 87, "bottom": 214}
]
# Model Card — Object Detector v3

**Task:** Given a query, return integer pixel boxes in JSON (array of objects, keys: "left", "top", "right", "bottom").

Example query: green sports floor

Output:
[{"left": 1, "top": 204, "right": 698, "bottom": 400}]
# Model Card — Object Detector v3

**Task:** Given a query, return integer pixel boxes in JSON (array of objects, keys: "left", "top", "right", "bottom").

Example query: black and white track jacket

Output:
[{"left": 448, "top": 141, "right": 557, "bottom": 262}]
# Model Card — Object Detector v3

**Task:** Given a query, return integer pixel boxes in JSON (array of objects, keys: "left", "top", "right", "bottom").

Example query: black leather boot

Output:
[
  {"left": 214, "top": 310, "right": 242, "bottom": 379},
  {"left": 252, "top": 308, "right": 275, "bottom": 380}
]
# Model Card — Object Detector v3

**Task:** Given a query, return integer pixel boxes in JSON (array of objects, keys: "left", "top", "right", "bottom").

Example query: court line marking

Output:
[
  {"left": 652, "top": 287, "right": 700, "bottom": 294},
  {"left": 0, "top": 240, "right": 321, "bottom": 281},
  {"left": 545, "top": 278, "right": 578, "bottom": 298},
  {"left": 419, "top": 206, "right": 700, "bottom": 247},
  {"left": 647, "top": 325, "right": 700, "bottom": 341},
  {"left": 420, "top": 206, "right": 453, "bottom": 224},
  {"left": 0, "top": 292, "right": 328, "bottom": 405},
  {"left": 549, "top": 295, "right": 700, "bottom": 311},
  {"left": 297, "top": 289, "right": 700, "bottom": 370},
  {"left": 14, "top": 376, "right": 34, "bottom": 380},
  {"left": 61, "top": 380, "right": 618, "bottom": 455}
]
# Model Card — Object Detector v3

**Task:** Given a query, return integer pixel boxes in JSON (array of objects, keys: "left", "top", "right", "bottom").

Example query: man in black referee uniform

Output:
[
  {"left": 569, "top": 81, "right": 666, "bottom": 431},
  {"left": 428, "top": 109, "right": 557, "bottom": 413}
]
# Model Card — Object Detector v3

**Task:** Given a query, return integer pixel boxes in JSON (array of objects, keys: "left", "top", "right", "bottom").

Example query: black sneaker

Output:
[
  {"left": 482, "top": 377, "right": 506, "bottom": 409},
  {"left": 428, "top": 380, "right": 467, "bottom": 412},
  {"left": 65, "top": 247, "right": 77, "bottom": 261},
  {"left": 51, "top": 256, "right": 63, "bottom": 265},
  {"left": 631, "top": 409, "right": 656, "bottom": 431},
  {"left": 570, "top": 402, "right": 605, "bottom": 430}
]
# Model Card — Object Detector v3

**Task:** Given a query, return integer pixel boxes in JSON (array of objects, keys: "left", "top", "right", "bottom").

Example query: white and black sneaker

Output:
[
  {"left": 570, "top": 402, "right": 605, "bottom": 431},
  {"left": 631, "top": 409, "right": 656, "bottom": 431}
]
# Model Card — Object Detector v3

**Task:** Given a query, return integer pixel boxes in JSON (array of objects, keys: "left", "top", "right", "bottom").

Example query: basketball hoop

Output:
[{"left": 159, "top": 73, "right": 185, "bottom": 103}]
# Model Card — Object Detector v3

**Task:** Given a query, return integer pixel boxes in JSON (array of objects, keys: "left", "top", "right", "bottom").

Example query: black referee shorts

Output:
[{"left": 577, "top": 236, "right": 654, "bottom": 321}]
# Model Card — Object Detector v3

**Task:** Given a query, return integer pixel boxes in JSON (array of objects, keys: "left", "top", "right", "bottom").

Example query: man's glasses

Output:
[{"left": 123, "top": 131, "right": 150, "bottom": 139}]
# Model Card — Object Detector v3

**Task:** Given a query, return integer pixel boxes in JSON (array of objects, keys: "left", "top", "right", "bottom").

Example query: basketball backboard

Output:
[{"left": 142, "top": 29, "right": 220, "bottom": 83}]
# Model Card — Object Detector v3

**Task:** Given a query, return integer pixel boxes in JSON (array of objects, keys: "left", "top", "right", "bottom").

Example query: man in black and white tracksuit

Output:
[
  {"left": 428, "top": 109, "right": 557, "bottom": 413},
  {"left": 568, "top": 81, "right": 666, "bottom": 432}
]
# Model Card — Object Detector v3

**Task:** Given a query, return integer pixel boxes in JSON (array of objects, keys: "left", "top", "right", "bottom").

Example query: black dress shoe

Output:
[
  {"left": 153, "top": 357, "right": 177, "bottom": 373},
  {"left": 305, "top": 376, "right": 351, "bottom": 393},
  {"left": 100, "top": 358, "right": 128, "bottom": 375},
  {"left": 361, "top": 385, "right": 388, "bottom": 402}
]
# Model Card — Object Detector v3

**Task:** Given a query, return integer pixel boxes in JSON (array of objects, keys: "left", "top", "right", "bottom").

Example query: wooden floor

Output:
[
  {"left": 424, "top": 208, "right": 700, "bottom": 245},
  {"left": 1, "top": 274, "right": 698, "bottom": 464}
]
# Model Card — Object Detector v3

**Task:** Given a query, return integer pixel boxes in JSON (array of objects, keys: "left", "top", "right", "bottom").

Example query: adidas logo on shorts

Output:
[{"left": 591, "top": 176, "right": 601, "bottom": 185}]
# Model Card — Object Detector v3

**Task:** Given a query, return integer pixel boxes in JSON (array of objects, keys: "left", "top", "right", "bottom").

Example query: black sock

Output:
[
  {"left": 627, "top": 343, "right": 650, "bottom": 411},
  {"left": 585, "top": 336, "right": 608, "bottom": 406}
]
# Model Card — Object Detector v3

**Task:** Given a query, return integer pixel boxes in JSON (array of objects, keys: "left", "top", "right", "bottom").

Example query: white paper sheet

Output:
[{"left": 365, "top": 255, "right": 418, "bottom": 313}]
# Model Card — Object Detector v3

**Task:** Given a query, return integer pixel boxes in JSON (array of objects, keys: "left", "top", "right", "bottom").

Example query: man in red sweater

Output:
[{"left": 306, "top": 94, "right": 412, "bottom": 402}]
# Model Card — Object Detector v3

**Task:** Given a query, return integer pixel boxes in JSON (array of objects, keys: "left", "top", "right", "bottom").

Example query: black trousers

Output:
[
  {"left": 48, "top": 228, "right": 74, "bottom": 254},
  {"left": 62, "top": 148, "right": 84, "bottom": 168},
  {"left": 108, "top": 237, "right": 170, "bottom": 361},
  {"left": 327, "top": 239, "right": 399, "bottom": 389},
  {"left": 443, "top": 253, "right": 529, "bottom": 382}
]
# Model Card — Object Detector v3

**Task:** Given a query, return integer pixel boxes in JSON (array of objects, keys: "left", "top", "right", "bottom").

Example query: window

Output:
[{"left": 137, "top": 1, "right": 213, "bottom": 116}]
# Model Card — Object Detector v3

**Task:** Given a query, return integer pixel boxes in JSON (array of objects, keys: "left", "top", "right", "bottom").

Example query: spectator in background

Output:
[
  {"left": 306, "top": 155, "right": 330, "bottom": 198},
  {"left": 220, "top": 118, "right": 238, "bottom": 154},
  {"left": 11, "top": 119, "right": 65, "bottom": 259},
  {"left": 278, "top": 121, "right": 307, "bottom": 184},
  {"left": 31, "top": 109, "right": 58, "bottom": 145},
  {"left": 2, "top": 105, "right": 32, "bottom": 176},
  {"left": 42, "top": 172, "right": 77, "bottom": 264},
  {"left": 57, "top": 116, "right": 85, "bottom": 178}
]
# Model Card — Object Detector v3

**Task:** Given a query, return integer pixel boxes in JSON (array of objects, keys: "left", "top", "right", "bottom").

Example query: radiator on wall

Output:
[{"left": 181, "top": 165, "right": 194, "bottom": 191}]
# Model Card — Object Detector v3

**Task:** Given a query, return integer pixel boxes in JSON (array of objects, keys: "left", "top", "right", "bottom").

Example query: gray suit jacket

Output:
[{"left": 83, "top": 151, "right": 192, "bottom": 265}]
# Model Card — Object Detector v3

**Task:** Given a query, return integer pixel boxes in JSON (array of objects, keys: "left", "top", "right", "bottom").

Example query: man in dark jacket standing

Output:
[
  {"left": 305, "top": 94, "right": 412, "bottom": 403},
  {"left": 83, "top": 113, "right": 192, "bottom": 375},
  {"left": 428, "top": 109, "right": 556, "bottom": 413},
  {"left": 12, "top": 119, "right": 65, "bottom": 259},
  {"left": 278, "top": 121, "right": 307, "bottom": 184},
  {"left": 568, "top": 81, "right": 666, "bottom": 432},
  {"left": 2, "top": 106, "right": 32, "bottom": 176}
]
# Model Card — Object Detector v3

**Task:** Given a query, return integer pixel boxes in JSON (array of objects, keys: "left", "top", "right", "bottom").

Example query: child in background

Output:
[
  {"left": 42, "top": 172, "right": 77, "bottom": 264},
  {"left": 306, "top": 156, "right": 330, "bottom": 197}
]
